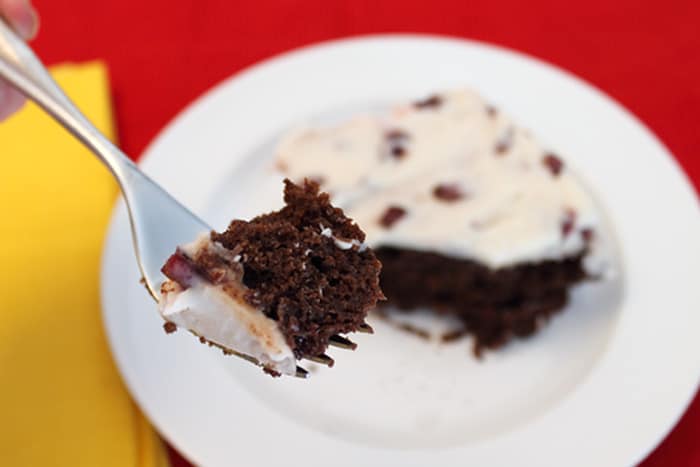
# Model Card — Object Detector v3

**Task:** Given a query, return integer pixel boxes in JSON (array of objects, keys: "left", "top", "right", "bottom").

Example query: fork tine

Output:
[
  {"left": 358, "top": 323, "right": 374, "bottom": 334},
  {"left": 329, "top": 334, "right": 357, "bottom": 350},
  {"left": 295, "top": 366, "right": 310, "bottom": 378},
  {"left": 308, "top": 354, "right": 335, "bottom": 367}
]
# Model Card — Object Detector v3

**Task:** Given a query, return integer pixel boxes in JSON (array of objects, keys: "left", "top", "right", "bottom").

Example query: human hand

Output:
[{"left": 0, "top": 0, "right": 38, "bottom": 121}]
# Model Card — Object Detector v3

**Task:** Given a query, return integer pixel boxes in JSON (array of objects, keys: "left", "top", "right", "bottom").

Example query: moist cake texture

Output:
[
  {"left": 377, "top": 248, "right": 587, "bottom": 353},
  {"left": 159, "top": 180, "right": 383, "bottom": 375},
  {"left": 276, "top": 89, "right": 608, "bottom": 353}
]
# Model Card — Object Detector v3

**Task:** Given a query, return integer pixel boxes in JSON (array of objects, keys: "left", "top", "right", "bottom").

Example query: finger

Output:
[
  {"left": 0, "top": 81, "right": 26, "bottom": 120},
  {"left": 0, "top": 0, "right": 38, "bottom": 40}
]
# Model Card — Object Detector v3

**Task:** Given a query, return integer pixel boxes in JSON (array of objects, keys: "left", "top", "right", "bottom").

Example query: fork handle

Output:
[{"left": 0, "top": 17, "right": 134, "bottom": 184}]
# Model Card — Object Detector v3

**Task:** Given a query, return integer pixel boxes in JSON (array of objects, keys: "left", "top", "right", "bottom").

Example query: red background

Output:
[{"left": 30, "top": 1, "right": 699, "bottom": 465}]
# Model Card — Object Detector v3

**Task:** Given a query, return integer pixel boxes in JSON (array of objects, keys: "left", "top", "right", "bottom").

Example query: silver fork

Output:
[{"left": 0, "top": 18, "right": 366, "bottom": 377}]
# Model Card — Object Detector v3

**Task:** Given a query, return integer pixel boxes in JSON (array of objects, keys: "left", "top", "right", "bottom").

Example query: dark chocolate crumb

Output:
[
  {"left": 263, "top": 367, "right": 282, "bottom": 378},
  {"left": 385, "top": 129, "right": 409, "bottom": 159},
  {"left": 562, "top": 209, "right": 577, "bottom": 237},
  {"left": 413, "top": 94, "right": 442, "bottom": 109},
  {"left": 163, "top": 321, "right": 177, "bottom": 333},
  {"left": 543, "top": 153, "right": 564, "bottom": 176},
  {"left": 442, "top": 329, "right": 468, "bottom": 342},
  {"left": 433, "top": 183, "right": 465, "bottom": 202},
  {"left": 495, "top": 127, "right": 514, "bottom": 155},
  {"left": 139, "top": 276, "right": 152, "bottom": 294},
  {"left": 473, "top": 341, "right": 485, "bottom": 359},
  {"left": 397, "top": 322, "right": 430, "bottom": 340},
  {"left": 379, "top": 206, "right": 407, "bottom": 228},
  {"left": 391, "top": 145, "right": 406, "bottom": 158},
  {"left": 386, "top": 129, "right": 409, "bottom": 140},
  {"left": 199, "top": 336, "right": 207, "bottom": 344},
  {"left": 495, "top": 142, "right": 508, "bottom": 154}
]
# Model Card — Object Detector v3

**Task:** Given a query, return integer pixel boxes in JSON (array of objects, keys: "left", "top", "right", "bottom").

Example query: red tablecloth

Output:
[{"left": 30, "top": 1, "right": 699, "bottom": 465}]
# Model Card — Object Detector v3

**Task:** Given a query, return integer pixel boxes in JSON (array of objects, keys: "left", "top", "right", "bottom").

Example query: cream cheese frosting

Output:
[
  {"left": 158, "top": 235, "right": 296, "bottom": 375},
  {"left": 276, "top": 89, "right": 603, "bottom": 271}
]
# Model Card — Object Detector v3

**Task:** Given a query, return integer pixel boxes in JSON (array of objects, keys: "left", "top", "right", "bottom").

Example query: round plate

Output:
[{"left": 101, "top": 35, "right": 700, "bottom": 467}]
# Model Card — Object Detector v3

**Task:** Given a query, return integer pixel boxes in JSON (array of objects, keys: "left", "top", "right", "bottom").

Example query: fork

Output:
[{"left": 0, "top": 18, "right": 365, "bottom": 377}]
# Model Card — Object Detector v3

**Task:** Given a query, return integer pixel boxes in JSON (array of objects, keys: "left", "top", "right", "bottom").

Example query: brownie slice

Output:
[{"left": 275, "top": 89, "right": 609, "bottom": 356}]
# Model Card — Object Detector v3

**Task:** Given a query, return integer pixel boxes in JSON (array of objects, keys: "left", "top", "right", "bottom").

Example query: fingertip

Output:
[
  {"left": 0, "top": 83, "right": 26, "bottom": 121},
  {"left": 21, "top": 4, "right": 38, "bottom": 40},
  {"left": 1, "top": 0, "right": 39, "bottom": 40}
]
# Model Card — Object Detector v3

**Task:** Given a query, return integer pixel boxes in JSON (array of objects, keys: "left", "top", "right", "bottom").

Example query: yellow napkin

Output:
[{"left": 0, "top": 62, "right": 169, "bottom": 467}]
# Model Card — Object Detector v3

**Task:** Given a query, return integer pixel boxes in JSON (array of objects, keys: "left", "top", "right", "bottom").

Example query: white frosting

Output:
[
  {"left": 159, "top": 236, "right": 296, "bottom": 375},
  {"left": 277, "top": 89, "right": 604, "bottom": 270},
  {"left": 320, "top": 225, "right": 368, "bottom": 251}
]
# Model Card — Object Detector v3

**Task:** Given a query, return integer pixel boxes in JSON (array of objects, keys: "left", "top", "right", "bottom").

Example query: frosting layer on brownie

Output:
[
  {"left": 277, "top": 89, "right": 602, "bottom": 270},
  {"left": 159, "top": 235, "right": 296, "bottom": 375}
]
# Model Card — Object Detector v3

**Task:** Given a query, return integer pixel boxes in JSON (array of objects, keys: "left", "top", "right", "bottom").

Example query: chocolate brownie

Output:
[
  {"left": 210, "top": 179, "right": 383, "bottom": 359},
  {"left": 276, "top": 89, "right": 608, "bottom": 354}
]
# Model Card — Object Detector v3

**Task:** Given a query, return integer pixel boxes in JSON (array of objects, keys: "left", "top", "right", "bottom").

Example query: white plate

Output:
[{"left": 101, "top": 35, "right": 700, "bottom": 467}]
